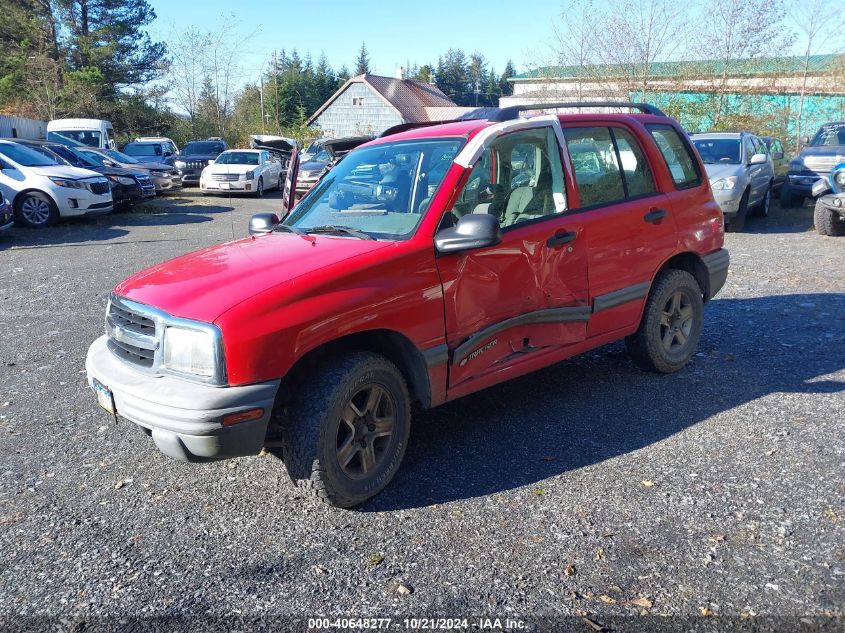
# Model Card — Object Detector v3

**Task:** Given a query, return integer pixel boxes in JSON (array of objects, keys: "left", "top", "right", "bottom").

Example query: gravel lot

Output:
[{"left": 0, "top": 191, "right": 843, "bottom": 632}]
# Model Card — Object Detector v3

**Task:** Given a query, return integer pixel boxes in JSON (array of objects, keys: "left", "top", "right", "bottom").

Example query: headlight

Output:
[
  {"left": 151, "top": 170, "right": 165, "bottom": 176},
  {"left": 48, "top": 177, "right": 85, "bottom": 189},
  {"left": 710, "top": 176, "right": 738, "bottom": 191},
  {"left": 207, "top": 159, "right": 215, "bottom": 165},
  {"left": 162, "top": 326, "right": 219, "bottom": 378},
  {"left": 245, "top": 170, "right": 255, "bottom": 180},
  {"left": 834, "top": 171, "right": 845, "bottom": 186},
  {"left": 174, "top": 160, "right": 186, "bottom": 168},
  {"left": 108, "top": 175, "right": 136, "bottom": 186}
]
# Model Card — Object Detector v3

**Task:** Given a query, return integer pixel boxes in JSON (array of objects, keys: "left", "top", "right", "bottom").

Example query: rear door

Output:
[
  {"left": 436, "top": 119, "right": 590, "bottom": 390},
  {"left": 561, "top": 123, "right": 678, "bottom": 337}
]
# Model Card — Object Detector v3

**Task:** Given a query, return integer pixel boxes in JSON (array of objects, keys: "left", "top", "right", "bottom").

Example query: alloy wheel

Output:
[
  {"left": 21, "top": 196, "right": 52, "bottom": 226},
  {"left": 335, "top": 384, "right": 395, "bottom": 480},
  {"left": 659, "top": 290, "right": 694, "bottom": 352}
]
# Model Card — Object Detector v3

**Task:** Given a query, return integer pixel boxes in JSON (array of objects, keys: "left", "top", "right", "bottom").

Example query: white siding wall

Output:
[
  {"left": 0, "top": 115, "right": 47, "bottom": 140},
  {"left": 311, "top": 83, "right": 404, "bottom": 137}
]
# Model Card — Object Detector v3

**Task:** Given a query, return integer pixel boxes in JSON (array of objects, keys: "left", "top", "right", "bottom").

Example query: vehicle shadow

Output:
[
  {"left": 0, "top": 212, "right": 215, "bottom": 251},
  {"left": 362, "top": 292, "right": 844, "bottom": 511},
  {"left": 744, "top": 199, "right": 815, "bottom": 234}
]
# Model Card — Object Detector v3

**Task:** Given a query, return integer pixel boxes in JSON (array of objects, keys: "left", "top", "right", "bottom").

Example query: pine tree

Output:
[
  {"left": 500, "top": 60, "right": 516, "bottom": 97},
  {"left": 355, "top": 42, "right": 371, "bottom": 75}
]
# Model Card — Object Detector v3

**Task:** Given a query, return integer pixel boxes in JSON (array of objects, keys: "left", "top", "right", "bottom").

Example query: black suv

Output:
[{"left": 173, "top": 139, "right": 228, "bottom": 186}]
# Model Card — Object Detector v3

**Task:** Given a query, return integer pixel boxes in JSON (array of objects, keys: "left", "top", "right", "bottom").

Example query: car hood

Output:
[
  {"left": 177, "top": 154, "right": 219, "bottom": 162},
  {"left": 30, "top": 164, "right": 106, "bottom": 179},
  {"left": 299, "top": 160, "right": 328, "bottom": 173},
  {"left": 96, "top": 166, "right": 147, "bottom": 178},
  {"left": 798, "top": 146, "right": 845, "bottom": 160},
  {"left": 205, "top": 164, "right": 255, "bottom": 175},
  {"left": 114, "top": 232, "right": 394, "bottom": 323},
  {"left": 129, "top": 161, "right": 174, "bottom": 171},
  {"left": 703, "top": 163, "right": 742, "bottom": 181}
]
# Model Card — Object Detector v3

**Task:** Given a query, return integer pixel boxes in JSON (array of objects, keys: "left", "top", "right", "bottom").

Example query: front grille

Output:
[
  {"left": 186, "top": 160, "right": 205, "bottom": 169},
  {"left": 212, "top": 174, "right": 241, "bottom": 182},
  {"left": 89, "top": 181, "right": 110, "bottom": 195},
  {"left": 88, "top": 201, "right": 113, "bottom": 210},
  {"left": 106, "top": 300, "right": 157, "bottom": 369},
  {"left": 136, "top": 175, "right": 153, "bottom": 189},
  {"left": 804, "top": 156, "right": 841, "bottom": 173}
]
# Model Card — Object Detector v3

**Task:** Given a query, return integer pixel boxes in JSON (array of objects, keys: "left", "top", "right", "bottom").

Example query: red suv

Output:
[{"left": 86, "top": 103, "right": 729, "bottom": 507}]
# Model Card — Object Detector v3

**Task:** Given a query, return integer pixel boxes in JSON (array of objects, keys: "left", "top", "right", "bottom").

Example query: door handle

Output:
[
  {"left": 644, "top": 208, "right": 667, "bottom": 223},
  {"left": 547, "top": 230, "right": 577, "bottom": 247}
]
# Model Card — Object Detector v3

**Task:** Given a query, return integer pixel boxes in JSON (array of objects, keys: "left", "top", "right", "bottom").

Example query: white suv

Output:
[{"left": 0, "top": 140, "right": 113, "bottom": 228}]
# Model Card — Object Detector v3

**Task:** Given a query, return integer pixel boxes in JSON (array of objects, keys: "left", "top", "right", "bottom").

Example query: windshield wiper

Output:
[
  {"left": 305, "top": 225, "right": 374, "bottom": 240},
  {"left": 272, "top": 224, "right": 301, "bottom": 234}
]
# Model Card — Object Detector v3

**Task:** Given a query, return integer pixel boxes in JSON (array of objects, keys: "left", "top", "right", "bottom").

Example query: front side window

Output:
[
  {"left": 612, "top": 128, "right": 657, "bottom": 198},
  {"left": 564, "top": 127, "right": 625, "bottom": 207},
  {"left": 284, "top": 138, "right": 462, "bottom": 240},
  {"left": 744, "top": 137, "right": 757, "bottom": 163},
  {"left": 452, "top": 126, "right": 567, "bottom": 230},
  {"left": 647, "top": 124, "right": 702, "bottom": 189}
]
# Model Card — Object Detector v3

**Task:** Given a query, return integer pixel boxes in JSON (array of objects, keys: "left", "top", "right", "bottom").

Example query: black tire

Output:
[
  {"left": 282, "top": 352, "right": 411, "bottom": 508},
  {"left": 277, "top": 174, "right": 283, "bottom": 191},
  {"left": 255, "top": 177, "right": 264, "bottom": 197},
  {"left": 625, "top": 269, "right": 704, "bottom": 374},
  {"left": 753, "top": 184, "right": 772, "bottom": 218},
  {"left": 814, "top": 199, "right": 845, "bottom": 236},
  {"left": 780, "top": 184, "right": 803, "bottom": 208},
  {"left": 725, "top": 188, "right": 749, "bottom": 232},
  {"left": 14, "top": 191, "right": 59, "bottom": 228}
]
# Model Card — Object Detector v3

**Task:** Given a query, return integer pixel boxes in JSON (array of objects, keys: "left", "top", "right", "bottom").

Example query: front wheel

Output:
[
  {"left": 255, "top": 177, "right": 264, "bottom": 197},
  {"left": 725, "top": 189, "right": 749, "bottom": 232},
  {"left": 282, "top": 352, "right": 411, "bottom": 508},
  {"left": 625, "top": 269, "right": 704, "bottom": 374},
  {"left": 814, "top": 199, "right": 845, "bottom": 236},
  {"left": 754, "top": 185, "right": 771, "bottom": 218},
  {"left": 15, "top": 191, "right": 59, "bottom": 228}
]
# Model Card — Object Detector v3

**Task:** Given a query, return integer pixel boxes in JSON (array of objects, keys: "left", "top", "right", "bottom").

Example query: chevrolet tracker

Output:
[{"left": 85, "top": 102, "right": 729, "bottom": 507}]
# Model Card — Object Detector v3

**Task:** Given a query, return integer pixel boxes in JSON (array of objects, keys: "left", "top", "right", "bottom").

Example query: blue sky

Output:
[{"left": 147, "top": 0, "right": 562, "bottom": 80}]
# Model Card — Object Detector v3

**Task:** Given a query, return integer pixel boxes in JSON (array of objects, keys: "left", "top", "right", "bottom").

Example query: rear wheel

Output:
[
  {"left": 277, "top": 174, "right": 283, "bottom": 190},
  {"left": 15, "top": 191, "right": 58, "bottom": 228},
  {"left": 282, "top": 352, "right": 411, "bottom": 508},
  {"left": 725, "top": 188, "right": 749, "bottom": 232},
  {"left": 625, "top": 269, "right": 704, "bottom": 374},
  {"left": 814, "top": 199, "right": 845, "bottom": 236}
]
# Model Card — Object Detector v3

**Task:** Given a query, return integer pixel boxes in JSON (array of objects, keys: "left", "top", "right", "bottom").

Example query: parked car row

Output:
[{"left": 0, "top": 137, "right": 181, "bottom": 229}]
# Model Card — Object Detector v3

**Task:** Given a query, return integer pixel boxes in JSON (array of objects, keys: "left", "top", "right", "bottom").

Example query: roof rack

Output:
[{"left": 491, "top": 101, "right": 667, "bottom": 121}]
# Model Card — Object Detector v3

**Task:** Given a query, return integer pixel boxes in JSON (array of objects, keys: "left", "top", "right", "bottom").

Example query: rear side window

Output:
[
  {"left": 647, "top": 124, "right": 702, "bottom": 189},
  {"left": 563, "top": 127, "right": 625, "bottom": 207}
]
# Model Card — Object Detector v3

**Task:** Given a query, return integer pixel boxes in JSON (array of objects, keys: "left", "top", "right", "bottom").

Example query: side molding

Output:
[{"left": 592, "top": 282, "right": 651, "bottom": 313}]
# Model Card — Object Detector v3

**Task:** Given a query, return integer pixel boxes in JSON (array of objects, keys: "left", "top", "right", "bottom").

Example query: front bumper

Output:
[
  {"left": 85, "top": 335, "right": 279, "bottom": 462},
  {"left": 817, "top": 193, "right": 845, "bottom": 218},
  {"left": 787, "top": 172, "right": 827, "bottom": 196},
  {"left": 711, "top": 189, "right": 743, "bottom": 218},
  {"left": 200, "top": 179, "right": 255, "bottom": 193},
  {"left": 702, "top": 248, "right": 729, "bottom": 301},
  {"left": 150, "top": 173, "right": 183, "bottom": 192}
]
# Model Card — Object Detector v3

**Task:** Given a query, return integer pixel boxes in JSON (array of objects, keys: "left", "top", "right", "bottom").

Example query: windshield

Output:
[
  {"left": 103, "top": 149, "right": 139, "bottom": 164},
  {"left": 692, "top": 139, "right": 741, "bottom": 164},
  {"left": 47, "top": 130, "right": 101, "bottom": 147},
  {"left": 184, "top": 141, "right": 225, "bottom": 155},
  {"left": 0, "top": 143, "right": 60, "bottom": 167},
  {"left": 810, "top": 123, "right": 845, "bottom": 147},
  {"left": 124, "top": 143, "right": 163, "bottom": 157},
  {"left": 284, "top": 138, "right": 462, "bottom": 240},
  {"left": 48, "top": 144, "right": 100, "bottom": 168},
  {"left": 216, "top": 151, "right": 260, "bottom": 165}
]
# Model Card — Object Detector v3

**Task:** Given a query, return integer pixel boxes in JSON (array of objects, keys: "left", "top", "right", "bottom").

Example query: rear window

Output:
[
  {"left": 183, "top": 142, "right": 225, "bottom": 155},
  {"left": 647, "top": 124, "right": 702, "bottom": 189}
]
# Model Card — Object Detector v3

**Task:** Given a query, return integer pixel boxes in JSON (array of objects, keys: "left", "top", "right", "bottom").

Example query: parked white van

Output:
[
  {"left": 0, "top": 140, "right": 113, "bottom": 228},
  {"left": 47, "top": 118, "right": 116, "bottom": 150}
]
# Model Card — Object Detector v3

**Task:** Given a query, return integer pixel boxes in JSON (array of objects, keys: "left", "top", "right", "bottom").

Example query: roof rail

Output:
[
  {"left": 379, "top": 120, "right": 455, "bottom": 138},
  {"left": 490, "top": 101, "right": 667, "bottom": 122},
  {"left": 379, "top": 109, "right": 494, "bottom": 138}
]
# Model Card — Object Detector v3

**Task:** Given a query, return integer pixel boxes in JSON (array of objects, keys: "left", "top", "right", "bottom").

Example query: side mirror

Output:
[
  {"left": 800, "top": 136, "right": 810, "bottom": 146},
  {"left": 811, "top": 178, "right": 831, "bottom": 198},
  {"left": 435, "top": 213, "right": 502, "bottom": 254},
  {"left": 749, "top": 153, "right": 767, "bottom": 165},
  {"left": 772, "top": 151, "right": 784, "bottom": 160},
  {"left": 249, "top": 212, "right": 280, "bottom": 235}
]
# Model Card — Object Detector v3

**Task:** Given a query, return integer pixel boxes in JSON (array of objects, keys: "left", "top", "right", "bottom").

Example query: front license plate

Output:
[
  {"left": 219, "top": 182, "right": 230, "bottom": 190},
  {"left": 93, "top": 379, "right": 115, "bottom": 414}
]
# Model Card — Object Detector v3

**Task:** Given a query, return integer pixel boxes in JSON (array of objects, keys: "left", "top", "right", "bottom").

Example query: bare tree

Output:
[
  {"left": 166, "top": 26, "right": 211, "bottom": 136},
  {"left": 22, "top": 52, "right": 62, "bottom": 120},
  {"left": 698, "top": 0, "right": 790, "bottom": 127},
  {"left": 790, "top": 0, "right": 845, "bottom": 146}
]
